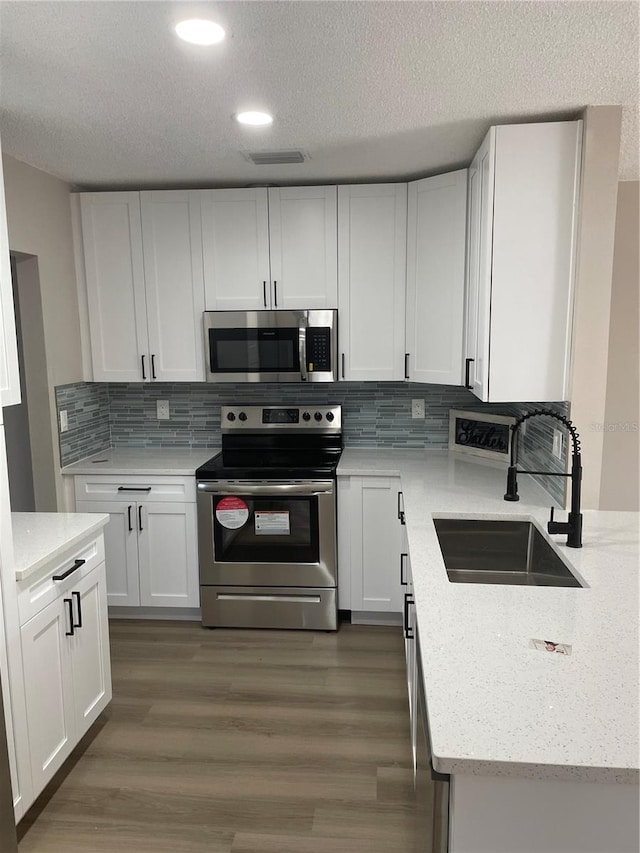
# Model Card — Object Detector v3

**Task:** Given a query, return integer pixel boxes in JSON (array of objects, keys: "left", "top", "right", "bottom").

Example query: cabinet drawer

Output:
[
  {"left": 74, "top": 474, "right": 196, "bottom": 503},
  {"left": 17, "top": 535, "right": 105, "bottom": 626}
]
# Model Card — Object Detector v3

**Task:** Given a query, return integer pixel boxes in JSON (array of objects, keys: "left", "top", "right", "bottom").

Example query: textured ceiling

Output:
[{"left": 0, "top": 1, "right": 638, "bottom": 188}]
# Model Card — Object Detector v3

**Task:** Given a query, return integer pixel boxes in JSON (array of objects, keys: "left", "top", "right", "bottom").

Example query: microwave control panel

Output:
[{"left": 306, "top": 327, "right": 332, "bottom": 373}]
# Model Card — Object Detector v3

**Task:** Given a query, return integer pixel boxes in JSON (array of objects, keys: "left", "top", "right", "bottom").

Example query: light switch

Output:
[
  {"left": 59, "top": 410, "right": 68, "bottom": 432},
  {"left": 157, "top": 400, "right": 170, "bottom": 420}
]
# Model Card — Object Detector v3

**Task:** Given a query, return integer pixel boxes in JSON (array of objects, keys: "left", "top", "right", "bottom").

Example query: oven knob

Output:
[
  {"left": 238, "top": 411, "right": 248, "bottom": 422},
  {"left": 302, "top": 411, "right": 311, "bottom": 421},
  {"left": 314, "top": 411, "right": 323, "bottom": 421},
  {"left": 326, "top": 411, "right": 334, "bottom": 422},
  {"left": 227, "top": 412, "right": 236, "bottom": 421}
]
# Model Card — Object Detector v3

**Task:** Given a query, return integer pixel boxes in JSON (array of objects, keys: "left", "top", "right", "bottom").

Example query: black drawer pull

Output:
[
  {"left": 397, "top": 491, "right": 405, "bottom": 525},
  {"left": 400, "top": 553, "right": 408, "bottom": 586},
  {"left": 341, "top": 353, "right": 345, "bottom": 380},
  {"left": 53, "top": 559, "right": 85, "bottom": 582},
  {"left": 127, "top": 505, "right": 133, "bottom": 532},
  {"left": 138, "top": 506, "right": 144, "bottom": 531},
  {"left": 404, "top": 353, "right": 410, "bottom": 380},
  {"left": 465, "top": 357, "right": 474, "bottom": 390},
  {"left": 118, "top": 486, "right": 152, "bottom": 492},
  {"left": 72, "top": 591, "right": 83, "bottom": 629},
  {"left": 273, "top": 281, "right": 278, "bottom": 307},
  {"left": 141, "top": 354, "right": 146, "bottom": 380},
  {"left": 263, "top": 281, "right": 267, "bottom": 308},
  {"left": 151, "top": 353, "right": 157, "bottom": 380},
  {"left": 403, "top": 593, "right": 414, "bottom": 640},
  {"left": 64, "top": 598, "right": 74, "bottom": 636}
]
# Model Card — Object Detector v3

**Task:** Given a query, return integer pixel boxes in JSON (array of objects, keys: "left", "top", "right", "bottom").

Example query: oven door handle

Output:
[
  {"left": 197, "top": 482, "right": 334, "bottom": 496},
  {"left": 299, "top": 325, "right": 308, "bottom": 383}
]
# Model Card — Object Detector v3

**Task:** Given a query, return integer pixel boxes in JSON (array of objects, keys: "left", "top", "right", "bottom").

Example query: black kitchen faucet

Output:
[{"left": 504, "top": 408, "right": 583, "bottom": 548}]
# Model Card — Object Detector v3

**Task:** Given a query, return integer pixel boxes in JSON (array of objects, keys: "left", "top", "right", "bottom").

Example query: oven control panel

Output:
[{"left": 222, "top": 405, "right": 341, "bottom": 432}]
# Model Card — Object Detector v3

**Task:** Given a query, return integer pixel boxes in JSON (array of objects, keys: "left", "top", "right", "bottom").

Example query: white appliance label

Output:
[
  {"left": 255, "top": 511, "right": 290, "bottom": 535},
  {"left": 215, "top": 496, "right": 249, "bottom": 529}
]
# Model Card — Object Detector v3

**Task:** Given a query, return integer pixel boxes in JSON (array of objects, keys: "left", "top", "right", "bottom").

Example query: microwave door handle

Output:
[{"left": 299, "top": 326, "right": 308, "bottom": 382}]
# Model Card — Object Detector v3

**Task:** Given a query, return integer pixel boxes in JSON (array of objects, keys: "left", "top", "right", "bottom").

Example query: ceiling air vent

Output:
[{"left": 244, "top": 150, "right": 307, "bottom": 165}]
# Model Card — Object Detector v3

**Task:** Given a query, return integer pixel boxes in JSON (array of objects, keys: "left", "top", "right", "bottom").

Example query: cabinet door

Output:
[
  {"left": 140, "top": 191, "right": 205, "bottom": 381},
  {"left": 80, "top": 192, "right": 149, "bottom": 382},
  {"left": 406, "top": 171, "right": 467, "bottom": 385},
  {"left": 338, "top": 185, "right": 407, "bottom": 381},
  {"left": 201, "top": 189, "right": 270, "bottom": 310},
  {"left": 69, "top": 564, "right": 112, "bottom": 739},
  {"left": 0, "top": 139, "right": 20, "bottom": 409},
  {"left": 268, "top": 187, "right": 338, "bottom": 309},
  {"left": 350, "top": 477, "right": 403, "bottom": 613},
  {"left": 76, "top": 500, "right": 140, "bottom": 607},
  {"left": 21, "top": 598, "right": 75, "bottom": 797},
  {"left": 137, "top": 502, "right": 199, "bottom": 607},
  {"left": 464, "top": 131, "right": 495, "bottom": 402}
]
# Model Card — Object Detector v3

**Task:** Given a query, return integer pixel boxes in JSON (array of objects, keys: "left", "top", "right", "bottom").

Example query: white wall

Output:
[
  {"left": 568, "top": 106, "right": 622, "bottom": 509},
  {"left": 1, "top": 155, "right": 82, "bottom": 510},
  {"left": 600, "top": 180, "right": 639, "bottom": 510}
]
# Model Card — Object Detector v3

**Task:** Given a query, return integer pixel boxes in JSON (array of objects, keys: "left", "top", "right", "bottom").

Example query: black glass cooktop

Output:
[{"left": 196, "top": 448, "right": 342, "bottom": 481}]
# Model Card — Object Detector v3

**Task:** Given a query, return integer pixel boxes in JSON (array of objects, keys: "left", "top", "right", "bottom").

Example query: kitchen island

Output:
[{"left": 338, "top": 448, "right": 639, "bottom": 853}]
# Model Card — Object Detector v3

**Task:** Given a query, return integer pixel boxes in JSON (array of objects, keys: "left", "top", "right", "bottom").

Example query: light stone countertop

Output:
[
  {"left": 61, "top": 447, "right": 219, "bottom": 476},
  {"left": 12, "top": 512, "right": 110, "bottom": 581},
  {"left": 338, "top": 448, "right": 640, "bottom": 784}
]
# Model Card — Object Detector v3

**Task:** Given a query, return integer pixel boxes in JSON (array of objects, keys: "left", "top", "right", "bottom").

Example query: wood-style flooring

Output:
[{"left": 18, "top": 620, "right": 417, "bottom": 852}]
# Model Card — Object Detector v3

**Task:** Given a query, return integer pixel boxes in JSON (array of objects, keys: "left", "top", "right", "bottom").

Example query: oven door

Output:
[
  {"left": 197, "top": 480, "right": 337, "bottom": 587},
  {"left": 204, "top": 310, "right": 307, "bottom": 383}
]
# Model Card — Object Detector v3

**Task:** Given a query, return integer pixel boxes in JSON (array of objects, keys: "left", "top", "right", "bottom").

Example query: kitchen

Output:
[{"left": 0, "top": 2, "right": 638, "bottom": 852}]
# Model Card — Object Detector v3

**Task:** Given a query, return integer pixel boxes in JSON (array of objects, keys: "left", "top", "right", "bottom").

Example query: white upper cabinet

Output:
[
  {"left": 267, "top": 186, "right": 337, "bottom": 309},
  {"left": 80, "top": 191, "right": 205, "bottom": 382},
  {"left": 405, "top": 170, "right": 467, "bottom": 385},
  {"left": 464, "top": 121, "right": 582, "bottom": 402},
  {"left": 201, "top": 188, "right": 271, "bottom": 311},
  {"left": 80, "top": 192, "right": 149, "bottom": 382},
  {"left": 201, "top": 187, "right": 337, "bottom": 311},
  {"left": 0, "top": 137, "right": 21, "bottom": 410},
  {"left": 140, "top": 191, "right": 205, "bottom": 381},
  {"left": 338, "top": 184, "right": 407, "bottom": 381}
]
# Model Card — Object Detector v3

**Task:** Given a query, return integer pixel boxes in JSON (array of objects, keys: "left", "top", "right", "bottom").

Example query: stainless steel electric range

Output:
[{"left": 196, "top": 405, "right": 342, "bottom": 630}]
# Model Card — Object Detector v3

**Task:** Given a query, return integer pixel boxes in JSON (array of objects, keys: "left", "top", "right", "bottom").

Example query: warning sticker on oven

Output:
[
  {"left": 255, "top": 511, "right": 290, "bottom": 535},
  {"left": 216, "top": 496, "right": 249, "bottom": 529}
]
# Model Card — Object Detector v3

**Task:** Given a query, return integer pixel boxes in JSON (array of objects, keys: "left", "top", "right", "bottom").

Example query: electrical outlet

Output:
[
  {"left": 59, "top": 410, "right": 68, "bottom": 433},
  {"left": 552, "top": 429, "right": 563, "bottom": 459},
  {"left": 411, "top": 399, "right": 425, "bottom": 419},
  {"left": 157, "top": 400, "right": 170, "bottom": 420}
]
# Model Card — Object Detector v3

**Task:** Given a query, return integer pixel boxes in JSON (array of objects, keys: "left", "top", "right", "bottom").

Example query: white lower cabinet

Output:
[
  {"left": 74, "top": 475, "right": 199, "bottom": 609},
  {"left": 19, "top": 554, "right": 111, "bottom": 803},
  {"left": 401, "top": 525, "right": 418, "bottom": 774},
  {"left": 337, "top": 475, "right": 403, "bottom": 618}
]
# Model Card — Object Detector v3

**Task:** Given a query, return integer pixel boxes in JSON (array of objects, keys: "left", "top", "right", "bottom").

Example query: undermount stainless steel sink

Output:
[{"left": 434, "top": 519, "right": 583, "bottom": 587}]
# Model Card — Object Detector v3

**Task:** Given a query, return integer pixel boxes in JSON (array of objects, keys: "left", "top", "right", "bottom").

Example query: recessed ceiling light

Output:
[
  {"left": 235, "top": 111, "right": 274, "bottom": 127},
  {"left": 175, "top": 19, "right": 225, "bottom": 46}
]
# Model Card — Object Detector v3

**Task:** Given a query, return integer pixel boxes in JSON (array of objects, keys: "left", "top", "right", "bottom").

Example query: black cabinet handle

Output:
[
  {"left": 138, "top": 506, "right": 144, "bottom": 531},
  {"left": 404, "top": 353, "right": 410, "bottom": 380},
  {"left": 341, "top": 353, "right": 345, "bottom": 380},
  {"left": 127, "top": 505, "right": 133, "bottom": 532},
  {"left": 141, "top": 354, "right": 146, "bottom": 380},
  {"left": 465, "top": 357, "right": 474, "bottom": 390},
  {"left": 273, "top": 281, "right": 278, "bottom": 307},
  {"left": 118, "top": 486, "right": 152, "bottom": 492},
  {"left": 151, "top": 354, "right": 157, "bottom": 380},
  {"left": 397, "top": 491, "right": 405, "bottom": 525},
  {"left": 64, "top": 598, "right": 74, "bottom": 636},
  {"left": 403, "top": 593, "right": 414, "bottom": 640},
  {"left": 72, "top": 591, "right": 83, "bottom": 629},
  {"left": 53, "top": 558, "right": 85, "bottom": 582},
  {"left": 263, "top": 281, "right": 267, "bottom": 308},
  {"left": 400, "top": 553, "right": 408, "bottom": 586}
]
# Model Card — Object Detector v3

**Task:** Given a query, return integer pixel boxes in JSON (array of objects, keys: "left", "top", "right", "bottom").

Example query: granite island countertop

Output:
[
  {"left": 12, "top": 512, "right": 110, "bottom": 582},
  {"left": 61, "top": 447, "right": 219, "bottom": 476},
  {"left": 338, "top": 448, "right": 640, "bottom": 784}
]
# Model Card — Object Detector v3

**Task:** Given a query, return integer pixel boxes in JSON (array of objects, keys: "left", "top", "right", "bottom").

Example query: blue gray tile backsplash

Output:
[{"left": 55, "top": 381, "right": 569, "bottom": 504}]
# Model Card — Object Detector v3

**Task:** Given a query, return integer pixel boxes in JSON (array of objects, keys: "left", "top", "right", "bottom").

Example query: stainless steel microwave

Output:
[{"left": 203, "top": 310, "right": 338, "bottom": 383}]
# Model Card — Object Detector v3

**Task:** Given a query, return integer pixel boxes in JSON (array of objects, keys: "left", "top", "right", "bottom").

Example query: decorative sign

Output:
[
  {"left": 215, "top": 496, "right": 249, "bottom": 529},
  {"left": 529, "top": 639, "right": 572, "bottom": 656},
  {"left": 255, "top": 511, "right": 290, "bottom": 536},
  {"left": 448, "top": 409, "right": 515, "bottom": 463}
]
